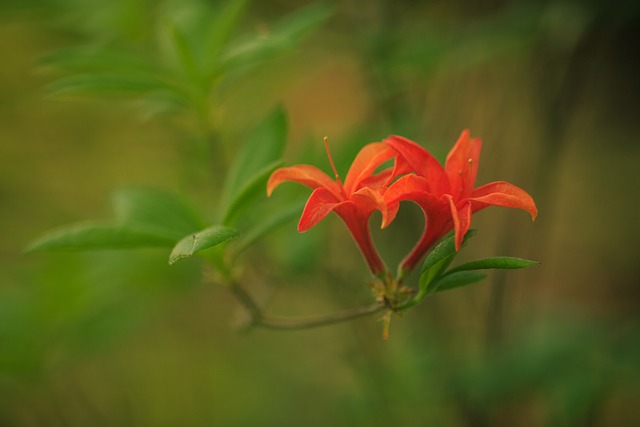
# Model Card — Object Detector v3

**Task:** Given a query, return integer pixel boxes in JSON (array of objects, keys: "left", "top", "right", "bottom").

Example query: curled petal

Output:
[
  {"left": 445, "top": 130, "right": 482, "bottom": 198},
  {"left": 394, "top": 190, "right": 453, "bottom": 274},
  {"left": 298, "top": 188, "right": 341, "bottom": 232},
  {"left": 384, "top": 135, "right": 448, "bottom": 192},
  {"left": 297, "top": 187, "right": 386, "bottom": 275},
  {"left": 382, "top": 174, "right": 434, "bottom": 227},
  {"left": 386, "top": 152, "right": 415, "bottom": 187},
  {"left": 468, "top": 181, "right": 538, "bottom": 220},
  {"left": 333, "top": 201, "right": 386, "bottom": 275},
  {"left": 449, "top": 198, "right": 472, "bottom": 252},
  {"left": 358, "top": 168, "right": 393, "bottom": 190},
  {"left": 343, "top": 142, "right": 395, "bottom": 194},
  {"left": 349, "top": 186, "right": 389, "bottom": 228},
  {"left": 267, "top": 165, "right": 342, "bottom": 199}
]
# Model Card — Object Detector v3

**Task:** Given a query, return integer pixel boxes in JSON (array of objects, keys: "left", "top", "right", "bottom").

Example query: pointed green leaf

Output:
[
  {"left": 204, "top": 0, "right": 248, "bottom": 70},
  {"left": 447, "top": 257, "right": 539, "bottom": 274},
  {"left": 232, "top": 199, "right": 306, "bottom": 255},
  {"left": 168, "top": 23, "right": 201, "bottom": 80},
  {"left": 218, "top": 3, "right": 332, "bottom": 74},
  {"left": 112, "top": 187, "right": 205, "bottom": 240},
  {"left": 419, "top": 230, "right": 477, "bottom": 295},
  {"left": 222, "top": 160, "right": 283, "bottom": 225},
  {"left": 433, "top": 271, "right": 487, "bottom": 293},
  {"left": 169, "top": 225, "right": 238, "bottom": 264},
  {"left": 41, "top": 48, "right": 159, "bottom": 74},
  {"left": 219, "top": 107, "right": 287, "bottom": 222},
  {"left": 46, "top": 72, "right": 173, "bottom": 97},
  {"left": 42, "top": 48, "right": 190, "bottom": 108},
  {"left": 25, "top": 222, "right": 177, "bottom": 252}
]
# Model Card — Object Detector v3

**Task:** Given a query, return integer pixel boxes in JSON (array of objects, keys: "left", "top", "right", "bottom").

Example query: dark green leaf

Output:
[
  {"left": 169, "top": 23, "right": 201, "bottom": 81},
  {"left": 232, "top": 200, "right": 306, "bottom": 255},
  {"left": 419, "top": 230, "right": 477, "bottom": 295},
  {"left": 168, "top": 225, "right": 238, "bottom": 264},
  {"left": 222, "top": 160, "right": 283, "bottom": 225},
  {"left": 448, "top": 257, "right": 539, "bottom": 274},
  {"left": 42, "top": 48, "right": 158, "bottom": 74},
  {"left": 25, "top": 222, "right": 177, "bottom": 252},
  {"left": 433, "top": 271, "right": 487, "bottom": 293},
  {"left": 42, "top": 47, "right": 191, "bottom": 109},
  {"left": 46, "top": 73, "right": 173, "bottom": 97},
  {"left": 219, "top": 107, "right": 287, "bottom": 222},
  {"left": 204, "top": 0, "right": 248, "bottom": 70},
  {"left": 218, "top": 3, "right": 332, "bottom": 74},
  {"left": 111, "top": 187, "right": 204, "bottom": 240}
]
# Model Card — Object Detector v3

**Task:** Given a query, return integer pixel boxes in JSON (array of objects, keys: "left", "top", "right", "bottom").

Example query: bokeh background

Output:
[{"left": 1, "top": 0, "right": 639, "bottom": 425}]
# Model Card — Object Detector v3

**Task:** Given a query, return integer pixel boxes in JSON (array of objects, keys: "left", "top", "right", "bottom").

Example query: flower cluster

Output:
[{"left": 267, "top": 130, "right": 537, "bottom": 280}]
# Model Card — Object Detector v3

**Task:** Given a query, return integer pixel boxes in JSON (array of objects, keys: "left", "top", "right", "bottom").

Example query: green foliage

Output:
[
  {"left": 32, "top": 0, "right": 325, "bottom": 269},
  {"left": 203, "top": 0, "right": 249, "bottom": 66},
  {"left": 447, "top": 257, "right": 539, "bottom": 274},
  {"left": 111, "top": 187, "right": 204, "bottom": 239},
  {"left": 216, "top": 3, "right": 332, "bottom": 77},
  {"left": 222, "top": 160, "right": 283, "bottom": 225},
  {"left": 26, "top": 102, "right": 293, "bottom": 274},
  {"left": 232, "top": 200, "right": 306, "bottom": 255},
  {"left": 410, "top": 231, "right": 538, "bottom": 305},
  {"left": 433, "top": 270, "right": 487, "bottom": 293},
  {"left": 168, "top": 225, "right": 238, "bottom": 265},
  {"left": 42, "top": 1, "right": 332, "bottom": 121},
  {"left": 26, "top": 187, "right": 204, "bottom": 252},
  {"left": 428, "top": 257, "right": 538, "bottom": 294},
  {"left": 25, "top": 222, "right": 177, "bottom": 252},
  {"left": 219, "top": 106, "right": 287, "bottom": 225},
  {"left": 418, "top": 230, "right": 477, "bottom": 297}
]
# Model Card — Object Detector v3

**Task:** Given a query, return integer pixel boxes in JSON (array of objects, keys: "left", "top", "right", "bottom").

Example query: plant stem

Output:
[{"left": 226, "top": 280, "right": 385, "bottom": 330}]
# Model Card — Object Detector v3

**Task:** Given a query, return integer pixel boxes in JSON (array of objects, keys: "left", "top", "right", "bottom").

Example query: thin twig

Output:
[{"left": 226, "top": 280, "right": 386, "bottom": 330}]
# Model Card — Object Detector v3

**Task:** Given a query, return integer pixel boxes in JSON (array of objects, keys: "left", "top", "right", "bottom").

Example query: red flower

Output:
[
  {"left": 267, "top": 139, "right": 401, "bottom": 276},
  {"left": 383, "top": 130, "right": 538, "bottom": 275}
]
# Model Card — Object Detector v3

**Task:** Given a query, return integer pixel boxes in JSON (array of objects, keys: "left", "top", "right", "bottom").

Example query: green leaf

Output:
[
  {"left": 168, "top": 23, "right": 201, "bottom": 81},
  {"left": 42, "top": 47, "right": 159, "bottom": 74},
  {"left": 112, "top": 187, "right": 204, "bottom": 240},
  {"left": 25, "top": 188, "right": 205, "bottom": 253},
  {"left": 232, "top": 199, "right": 306, "bottom": 255},
  {"left": 433, "top": 271, "right": 487, "bottom": 293},
  {"left": 218, "top": 3, "right": 332, "bottom": 74},
  {"left": 222, "top": 160, "right": 283, "bottom": 225},
  {"left": 419, "top": 230, "right": 477, "bottom": 295},
  {"left": 219, "top": 107, "right": 287, "bottom": 223},
  {"left": 168, "top": 225, "right": 238, "bottom": 264},
  {"left": 46, "top": 72, "right": 173, "bottom": 97},
  {"left": 447, "top": 257, "right": 539, "bottom": 274},
  {"left": 25, "top": 222, "right": 177, "bottom": 252},
  {"left": 204, "top": 0, "right": 248, "bottom": 70},
  {"left": 42, "top": 47, "right": 191, "bottom": 110}
]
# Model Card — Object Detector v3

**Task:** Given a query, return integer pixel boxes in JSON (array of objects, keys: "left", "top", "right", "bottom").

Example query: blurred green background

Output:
[{"left": 1, "top": 0, "right": 639, "bottom": 425}]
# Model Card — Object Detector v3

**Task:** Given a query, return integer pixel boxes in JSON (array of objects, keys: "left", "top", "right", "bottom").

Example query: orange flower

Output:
[
  {"left": 267, "top": 139, "right": 402, "bottom": 276},
  {"left": 384, "top": 131, "right": 538, "bottom": 275}
]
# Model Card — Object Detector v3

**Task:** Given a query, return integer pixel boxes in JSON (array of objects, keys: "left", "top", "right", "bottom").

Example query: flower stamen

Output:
[{"left": 324, "top": 136, "right": 347, "bottom": 198}]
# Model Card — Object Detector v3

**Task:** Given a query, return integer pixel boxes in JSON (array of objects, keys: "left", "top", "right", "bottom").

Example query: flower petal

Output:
[
  {"left": 445, "top": 130, "right": 482, "bottom": 199},
  {"left": 383, "top": 175, "right": 455, "bottom": 271},
  {"left": 384, "top": 135, "right": 448, "bottom": 192},
  {"left": 449, "top": 198, "right": 472, "bottom": 252},
  {"left": 343, "top": 142, "right": 395, "bottom": 194},
  {"left": 468, "top": 181, "right": 538, "bottom": 220},
  {"left": 382, "top": 174, "right": 430, "bottom": 227},
  {"left": 267, "top": 165, "right": 342, "bottom": 199},
  {"left": 350, "top": 186, "right": 388, "bottom": 223},
  {"left": 358, "top": 168, "right": 393, "bottom": 189},
  {"left": 297, "top": 187, "right": 341, "bottom": 232},
  {"left": 332, "top": 195, "right": 386, "bottom": 275}
]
